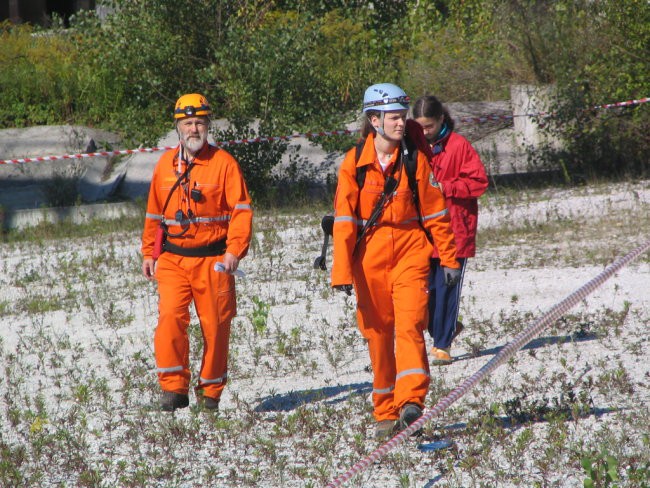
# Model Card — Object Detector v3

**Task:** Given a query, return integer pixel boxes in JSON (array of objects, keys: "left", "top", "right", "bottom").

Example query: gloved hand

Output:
[
  {"left": 443, "top": 267, "right": 461, "bottom": 287},
  {"left": 334, "top": 284, "right": 353, "bottom": 296}
]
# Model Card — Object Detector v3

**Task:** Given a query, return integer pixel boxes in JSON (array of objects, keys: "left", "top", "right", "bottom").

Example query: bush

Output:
[
  {"left": 0, "top": 22, "right": 82, "bottom": 127},
  {"left": 212, "top": 119, "right": 335, "bottom": 207},
  {"left": 504, "top": 0, "right": 650, "bottom": 179},
  {"left": 0, "top": 0, "right": 648, "bottom": 190}
]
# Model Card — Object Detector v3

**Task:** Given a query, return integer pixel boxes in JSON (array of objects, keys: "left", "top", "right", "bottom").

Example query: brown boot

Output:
[
  {"left": 203, "top": 396, "right": 220, "bottom": 411},
  {"left": 160, "top": 391, "right": 189, "bottom": 412},
  {"left": 394, "top": 403, "right": 423, "bottom": 436}
]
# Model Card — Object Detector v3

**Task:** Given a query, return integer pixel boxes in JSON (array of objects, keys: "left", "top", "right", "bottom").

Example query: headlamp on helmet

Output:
[{"left": 174, "top": 93, "right": 212, "bottom": 120}]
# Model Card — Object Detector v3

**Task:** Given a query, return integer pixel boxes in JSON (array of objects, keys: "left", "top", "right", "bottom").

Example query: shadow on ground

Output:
[
  {"left": 454, "top": 331, "right": 599, "bottom": 362},
  {"left": 255, "top": 381, "right": 372, "bottom": 412},
  {"left": 421, "top": 405, "right": 619, "bottom": 486}
]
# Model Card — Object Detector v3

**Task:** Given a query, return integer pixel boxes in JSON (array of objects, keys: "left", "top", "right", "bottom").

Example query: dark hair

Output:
[
  {"left": 360, "top": 110, "right": 380, "bottom": 138},
  {"left": 412, "top": 96, "right": 455, "bottom": 132}
]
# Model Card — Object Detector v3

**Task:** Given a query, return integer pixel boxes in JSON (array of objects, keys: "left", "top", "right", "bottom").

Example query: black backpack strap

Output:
[
  {"left": 354, "top": 140, "right": 367, "bottom": 190},
  {"left": 402, "top": 144, "right": 434, "bottom": 245}
]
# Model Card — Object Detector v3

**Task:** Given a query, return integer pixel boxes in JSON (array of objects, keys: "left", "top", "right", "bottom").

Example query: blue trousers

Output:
[{"left": 427, "top": 257, "right": 467, "bottom": 349}]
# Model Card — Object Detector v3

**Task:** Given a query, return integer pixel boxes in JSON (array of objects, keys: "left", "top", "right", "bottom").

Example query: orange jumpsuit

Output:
[
  {"left": 142, "top": 143, "right": 252, "bottom": 400},
  {"left": 331, "top": 133, "right": 458, "bottom": 421}
]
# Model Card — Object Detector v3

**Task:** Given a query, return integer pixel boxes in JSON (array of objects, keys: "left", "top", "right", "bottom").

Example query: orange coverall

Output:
[
  {"left": 142, "top": 144, "right": 252, "bottom": 400},
  {"left": 331, "top": 132, "right": 458, "bottom": 421}
]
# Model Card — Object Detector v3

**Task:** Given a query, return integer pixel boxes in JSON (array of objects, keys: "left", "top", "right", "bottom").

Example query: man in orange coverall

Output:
[
  {"left": 331, "top": 83, "right": 460, "bottom": 439},
  {"left": 141, "top": 93, "right": 253, "bottom": 412}
]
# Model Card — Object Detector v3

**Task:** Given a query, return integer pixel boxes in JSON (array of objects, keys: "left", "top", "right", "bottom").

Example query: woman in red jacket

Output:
[{"left": 412, "top": 95, "right": 488, "bottom": 365}]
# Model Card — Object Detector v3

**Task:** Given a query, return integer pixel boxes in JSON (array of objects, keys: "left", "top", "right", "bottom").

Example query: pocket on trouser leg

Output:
[{"left": 216, "top": 285, "right": 236, "bottom": 323}]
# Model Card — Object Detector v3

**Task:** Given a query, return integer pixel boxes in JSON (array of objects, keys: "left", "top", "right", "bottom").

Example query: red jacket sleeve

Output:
[{"left": 439, "top": 135, "right": 488, "bottom": 200}]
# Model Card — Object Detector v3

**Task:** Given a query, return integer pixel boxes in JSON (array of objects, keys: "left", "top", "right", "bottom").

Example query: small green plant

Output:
[
  {"left": 250, "top": 296, "right": 270, "bottom": 335},
  {"left": 581, "top": 449, "right": 619, "bottom": 488}
]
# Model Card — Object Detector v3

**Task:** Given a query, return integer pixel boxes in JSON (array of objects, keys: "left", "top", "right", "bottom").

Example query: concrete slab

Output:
[
  {"left": 1, "top": 101, "right": 538, "bottom": 222},
  {"left": 2, "top": 201, "right": 140, "bottom": 231},
  {"left": 0, "top": 125, "right": 121, "bottom": 185}
]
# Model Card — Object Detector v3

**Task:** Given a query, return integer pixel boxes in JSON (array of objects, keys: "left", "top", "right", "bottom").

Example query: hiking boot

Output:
[
  {"left": 394, "top": 403, "right": 423, "bottom": 436},
  {"left": 452, "top": 321, "right": 464, "bottom": 341},
  {"left": 374, "top": 419, "right": 397, "bottom": 440},
  {"left": 203, "top": 396, "right": 220, "bottom": 411},
  {"left": 430, "top": 347, "right": 453, "bottom": 366},
  {"left": 160, "top": 391, "right": 189, "bottom": 412}
]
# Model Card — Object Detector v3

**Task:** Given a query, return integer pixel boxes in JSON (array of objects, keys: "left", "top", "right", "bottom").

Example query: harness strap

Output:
[
  {"left": 162, "top": 238, "right": 227, "bottom": 257},
  {"left": 353, "top": 137, "right": 433, "bottom": 252},
  {"left": 161, "top": 156, "right": 194, "bottom": 219}
]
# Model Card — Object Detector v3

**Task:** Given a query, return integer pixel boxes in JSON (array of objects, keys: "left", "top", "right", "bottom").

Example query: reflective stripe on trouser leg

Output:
[
  {"left": 356, "top": 299, "right": 398, "bottom": 422},
  {"left": 154, "top": 253, "right": 194, "bottom": 393},
  {"left": 392, "top": 236, "right": 431, "bottom": 410},
  {"left": 193, "top": 257, "right": 236, "bottom": 399},
  {"left": 354, "top": 225, "right": 431, "bottom": 421}
]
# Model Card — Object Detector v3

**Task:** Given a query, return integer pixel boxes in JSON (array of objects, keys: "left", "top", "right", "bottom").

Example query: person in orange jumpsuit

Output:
[
  {"left": 141, "top": 93, "right": 253, "bottom": 412},
  {"left": 331, "top": 83, "right": 460, "bottom": 439}
]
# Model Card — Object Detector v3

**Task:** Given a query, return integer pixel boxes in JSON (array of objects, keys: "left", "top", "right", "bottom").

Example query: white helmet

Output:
[{"left": 362, "top": 83, "right": 410, "bottom": 112}]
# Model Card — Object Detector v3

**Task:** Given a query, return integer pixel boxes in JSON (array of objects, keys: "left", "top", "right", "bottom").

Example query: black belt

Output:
[{"left": 162, "top": 239, "right": 227, "bottom": 257}]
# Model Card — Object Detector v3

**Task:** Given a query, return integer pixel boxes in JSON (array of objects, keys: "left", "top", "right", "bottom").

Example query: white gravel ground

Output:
[{"left": 0, "top": 179, "right": 648, "bottom": 487}]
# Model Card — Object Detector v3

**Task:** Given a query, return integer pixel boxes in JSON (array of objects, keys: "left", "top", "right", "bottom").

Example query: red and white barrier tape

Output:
[
  {"left": 1, "top": 97, "right": 647, "bottom": 166},
  {"left": 0, "top": 129, "right": 357, "bottom": 165},
  {"left": 326, "top": 237, "right": 650, "bottom": 487},
  {"left": 594, "top": 97, "right": 650, "bottom": 110}
]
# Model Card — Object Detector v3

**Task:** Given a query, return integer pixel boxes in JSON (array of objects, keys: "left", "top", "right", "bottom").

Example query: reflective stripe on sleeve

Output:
[
  {"left": 421, "top": 209, "right": 448, "bottom": 222},
  {"left": 146, "top": 212, "right": 163, "bottom": 220},
  {"left": 234, "top": 203, "right": 251, "bottom": 210},
  {"left": 334, "top": 215, "right": 356, "bottom": 224},
  {"left": 395, "top": 368, "right": 429, "bottom": 381}
]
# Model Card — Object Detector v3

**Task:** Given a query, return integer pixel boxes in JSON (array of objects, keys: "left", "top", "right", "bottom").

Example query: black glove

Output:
[
  {"left": 442, "top": 267, "right": 461, "bottom": 287},
  {"left": 334, "top": 284, "right": 353, "bottom": 296}
]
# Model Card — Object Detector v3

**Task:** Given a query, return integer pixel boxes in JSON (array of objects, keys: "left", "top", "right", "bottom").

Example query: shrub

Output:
[{"left": 0, "top": 22, "right": 81, "bottom": 127}]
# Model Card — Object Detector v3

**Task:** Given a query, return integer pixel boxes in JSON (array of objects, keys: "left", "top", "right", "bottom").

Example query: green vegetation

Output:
[{"left": 1, "top": 0, "right": 648, "bottom": 191}]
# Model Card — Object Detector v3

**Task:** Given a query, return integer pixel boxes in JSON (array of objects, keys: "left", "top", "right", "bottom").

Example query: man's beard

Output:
[{"left": 183, "top": 133, "right": 206, "bottom": 154}]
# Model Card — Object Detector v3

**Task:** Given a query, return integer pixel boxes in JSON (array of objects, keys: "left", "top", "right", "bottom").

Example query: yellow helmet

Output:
[{"left": 173, "top": 93, "right": 212, "bottom": 119}]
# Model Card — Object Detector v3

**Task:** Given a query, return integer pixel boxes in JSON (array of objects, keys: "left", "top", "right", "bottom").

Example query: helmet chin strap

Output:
[{"left": 375, "top": 112, "right": 386, "bottom": 136}]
